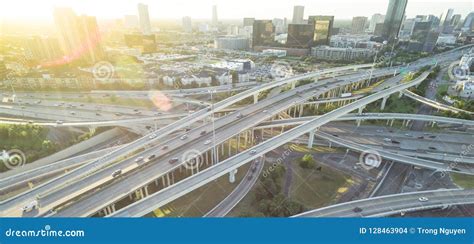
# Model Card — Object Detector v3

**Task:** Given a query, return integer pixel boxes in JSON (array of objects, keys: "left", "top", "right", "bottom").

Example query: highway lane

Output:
[
  {"left": 293, "top": 189, "right": 474, "bottom": 217},
  {"left": 204, "top": 157, "right": 264, "bottom": 217},
  {"left": 109, "top": 72, "right": 433, "bottom": 217},
  {"left": 402, "top": 90, "right": 474, "bottom": 115},
  {"left": 315, "top": 131, "right": 474, "bottom": 173}
]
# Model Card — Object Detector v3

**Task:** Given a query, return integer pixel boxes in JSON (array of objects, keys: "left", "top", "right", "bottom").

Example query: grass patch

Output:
[{"left": 451, "top": 173, "right": 474, "bottom": 189}]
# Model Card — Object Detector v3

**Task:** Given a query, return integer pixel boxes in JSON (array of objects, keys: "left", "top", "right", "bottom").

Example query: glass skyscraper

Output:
[
  {"left": 308, "top": 15, "right": 334, "bottom": 46},
  {"left": 381, "top": 0, "right": 408, "bottom": 42}
]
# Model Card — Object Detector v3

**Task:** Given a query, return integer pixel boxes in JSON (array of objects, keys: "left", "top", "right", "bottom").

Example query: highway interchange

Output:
[{"left": 0, "top": 45, "right": 473, "bottom": 218}]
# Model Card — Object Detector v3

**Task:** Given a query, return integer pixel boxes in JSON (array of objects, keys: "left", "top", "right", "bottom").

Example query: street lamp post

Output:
[{"left": 208, "top": 89, "right": 217, "bottom": 164}]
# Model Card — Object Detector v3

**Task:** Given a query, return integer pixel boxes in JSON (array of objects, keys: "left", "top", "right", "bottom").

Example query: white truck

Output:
[{"left": 340, "top": 93, "right": 352, "bottom": 98}]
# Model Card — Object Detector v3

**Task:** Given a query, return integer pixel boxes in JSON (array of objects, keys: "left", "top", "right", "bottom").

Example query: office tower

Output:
[
  {"left": 292, "top": 6, "right": 304, "bottom": 24},
  {"left": 137, "top": 3, "right": 151, "bottom": 34},
  {"left": 243, "top": 18, "right": 255, "bottom": 27},
  {"left": 409, "top": 21, "right": 436, "bottom": 52},
  {"left": 351, "top": 16, "right": 368, "bottom": 34},
  {"left": 182, "top": 16, "right": 192, "bottom": 33},
  {"left": 308, "top": 15, "right": 334, "bottom": 46},
  {"left": 416, "top": 15, "right": 427, "bottom": 21},
  {"left": 273, "top": 18, "right": 285, "bottom": 34},
  {"left": 286, "top": 24, "right": 314, "bottom": 48},
  {"left": 53, "top": 8, "right": 103, "bottom": 63},
  {"left": 212, "top": 5, "right": 218, "bottom": 26},
  {"left": 451, "top": 14, "right": 461, "bottom": 27},
  {"left": 381, "top": 0, "right": 408, "bottom": 42},
  {"left": 252, "top": 20, "right": 275, "bottom": 47},
  {"left": 399, "top": 18, "right": 417, "bottom": 38},
  {"left": 124, "top": 15, "right": 139, "bottom": 29},
  {"left": 427, "top": 15, "right": 440, "bottom": 29},
  {"left": 369, "top": 14, "right": 385, "bottom": 32},
  {"left": 374, "top": 23, "right": 384, "bottom": 36},
  {"left": 462, "top": 12, "right": 474, "bottom": 33}
]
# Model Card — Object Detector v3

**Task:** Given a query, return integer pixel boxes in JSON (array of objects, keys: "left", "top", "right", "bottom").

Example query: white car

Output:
[
  {"left": 204, "top": 140, "right": 211, "bottom": 145},
  {"left": 149, "top": 134, "right": 156, "bottom": 139},
  {"left": 56, "top": 120, "right": 63, "bottom": 125},
  {"left": 135, "top": 156, "right": 144, "bottom": 162},
  {"left": 21, "top": 200, "right": 38, "bottom": 213},
  {"left": 180, "top": 134, "right": 188, "bottom": 140},
  {"left": 250, "top": 150, "right": 257, "bottom": 155},
  {"left": 418, "top": 197, "right": 429, "bottom": 202}
]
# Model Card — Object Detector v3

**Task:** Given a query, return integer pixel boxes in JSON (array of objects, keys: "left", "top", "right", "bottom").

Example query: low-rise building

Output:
[{"left": 311, "top": 46, "right": 375, "bottom": 61}]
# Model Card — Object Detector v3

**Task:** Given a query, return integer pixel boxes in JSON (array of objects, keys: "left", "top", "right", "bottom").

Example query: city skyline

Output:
[{"left": 0, "top": 0, "right": 472, "bottom": 21}]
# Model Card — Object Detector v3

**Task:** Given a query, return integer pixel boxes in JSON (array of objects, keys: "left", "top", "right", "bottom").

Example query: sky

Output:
[{"left": 0, "top": 0, "right": 472, "bottom": 21}]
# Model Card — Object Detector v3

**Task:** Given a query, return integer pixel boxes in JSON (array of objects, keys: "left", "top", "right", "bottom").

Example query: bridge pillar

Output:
[
  {"left": 111, "top": 204, "right": 116, "bottom": 213},
  {"left": 358, "top": 106, "right": 365, "bottom": 115},
  {"left": 229, "top": 168, "right": 238, "bottom": 183},
  {"left": 380, "top": 96, "right": 388, "bottom": 110},
  {"left": 299, "top": 104, "right": 304, "bottom": 117},
  {"left": 357, "top": 119, "right": 362, "bottom": 127},
  {"left": 390, "top": 119, "right": 394, "bottom": 127},
  {"left": 144, "top": 186, "right": 149, "bottom": 197},
  {"left": 398, "top": 91, "right": 403, "bottom": 98},
  {"left": 307, "top": 130, "right": 316, "bottom": 148},
  {"left": 237, "top": 134, "right": 241, "bottom": 151},
  {"left": 253, "top": 93, "right": 258, "bottom": 104},
  {"left": 291, "top": 81, "right": 296, "bottom": 89}
]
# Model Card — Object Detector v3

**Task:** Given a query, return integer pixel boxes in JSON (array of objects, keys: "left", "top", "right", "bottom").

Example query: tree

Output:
[{"left": 299, "top": 154, "right": 316, "bottom": 169}]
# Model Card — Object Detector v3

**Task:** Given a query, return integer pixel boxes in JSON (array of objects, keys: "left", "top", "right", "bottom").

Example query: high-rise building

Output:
[
  {"left": 369, "top": 14, "right": 385, "bottom": 32},
  {"left": 308, "top": 15, "right": 334, "bottom": 46},
  {"left": 374, "top": 23, "right": 384, "bottom": 36},
  {"left": 212, "top": 5, "right": 218, "bottom": 26},
  {"left": 451, "top": 14, "right": 462, "bottom": 27},
  {"left": 53, "top": 8, "right": 104, "bottom": 63},
  {"left": 243, "top": 18, "right": 255, "bottom": 27},
  {"left": 351, "top": 16, "right": 368, "bottom": 34},
  {"left": 124, "top": 15, "right": 139, "bottom": 29},
  {"left": 427, "top": 15, "right": 441, "bottom": 29},
  {"left": 292, "top": 6, "right": 304, "bottom": 24},
  {"left": 441, "top": 8, "right": 454, "bottom": 33},
  {"left": 273, "top": 18, "right": 285, "bottom": 34},
  {"left": 137, "top": 3, "right": 152, "bottom": 34},
  {"left": 462, "top": 12, "right": 474, "bottom": 33},
  {"left": 381, "top": 0, "right": 408, "bottom": 42},
  {"left": 408, "top": 21, "right": 437, "bottom": 52},
  {"left": 399, "top": 18, "right": 418, "bottom": 39},
  {"left": 252, "top": 20, "right": 275, "bottom": 48},
  {"left": 286, "top": 24, "right": 314, "bottom": 48},
  {"left": 182, "top": 16, "right": 192, "bottom": 33}
]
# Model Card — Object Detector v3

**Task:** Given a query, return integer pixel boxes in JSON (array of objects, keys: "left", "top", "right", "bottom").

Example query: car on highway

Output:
[
  {"left": 145, "top": 154, "right": 156, "bottom": 162},
  {"left": 418, "top": 197, "right": 429, "bottom": 202},
  {"left": 115, "top": 113, "right": 122, "bottom": 116},
  {"left": 204, "top": 140, "right": 211, "bottom": 145},
  {"left": 70, "top": 111, "right": 76, "bottom": 115},
  {"left": 200, "top": 130, "right": 207, "bottom": 135},
  {"left": 180, "top": 134, "right": 188, "bottom": 140},
  {"left": 112, "top": 169, "right": 122, "bottom": 178},
  {"left": 236, "top": 113, "right": 244, "bottom": 119},
  {"left": 352, "top": 207, "right": 363, "bottom": 213},
  {"left": 21, "top": 200, "right": 38, "bottom": 213},
  {"left": 149, "top": 134, "right": 156, "bottom": 139},
  {"left": 391, "top": 140, "right": 400, "bottom": 144},
  {"left": 56, "top": 120, "right": 63, "bottom": 125},
  {"left": 383, "top": 138, "right": 391, "bottom": 142},
  {"left": 162, "top": 145, "right": 169, "bottom": 150},
  {"left": 96, "top": 113, "right": 101, "bottom": 116},
  {"left": 262, "top": 110, "right": 268, "bottom": 113},
  {"left": 135, "top": 156, "right": 144, "bottom": 162},
  {"left": 428, "top": 146, "right": 437, "bottom": 150},
  {"left": 249, "top": 150, "right": 257, "bottom": 155},
  {"left": 28, "top": 120, "right": 33, "bottom": 124},
  {"left": 169, "top": 158, "right": 179, "bottom": 164}
]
